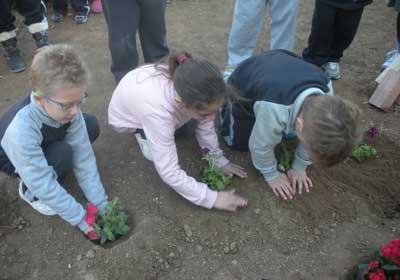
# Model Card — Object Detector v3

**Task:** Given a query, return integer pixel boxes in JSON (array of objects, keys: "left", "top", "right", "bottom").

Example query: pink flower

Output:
[
  {"left": 85, "top": 214, "right": 96, "bottom": 225},
  {"left": 87, "top": 203, "right": 98, "bottom": 215},
  {"left": 381, "top": 239, "right": 400, "bottom": 265},
  {"left": 368, "top": 269, "right": 386, "bottom": 280},
  {"left": 368, "top": 260, "right": 380, "bottom": 270},
  {"left": 85, "top": 203, "right": 98, "bottom": 225}
]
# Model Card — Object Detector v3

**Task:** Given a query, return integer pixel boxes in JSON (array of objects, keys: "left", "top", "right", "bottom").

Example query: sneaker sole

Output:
[
  {"left": 10, "top": 66, "right": 26, "bottom": 73},
  {"left": 18, "top": 181, "right": 57, "bottom": 216},
  {"left": 134, "top": 133, "right": 153, "bottom": 161}
]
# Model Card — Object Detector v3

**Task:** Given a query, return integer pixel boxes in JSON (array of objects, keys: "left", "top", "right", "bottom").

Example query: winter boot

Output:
[
  {"left": 32, "top": 30, "right": 49, "bottom": 48},
  {"left": 1, "top": 37, "right": 26, "bottom": 73}
]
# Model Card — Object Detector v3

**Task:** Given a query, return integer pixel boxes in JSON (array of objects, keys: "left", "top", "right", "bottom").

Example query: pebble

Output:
[
  {"left": 223, "top": 246, "right": 230, "bottom": 254},
  {"left": 288, "top": 271, "right": 305, "bottom": 280},
  {"left": 313, "top": 228, "right": 321, "bottom": 236},
  {"left": 183, "top": 224, "right": 193, "bottom": 237},
  {"left": 195, "top": 244, "right": 203, "bottom": 253},
  {"left": 254, "top": 208, "right": 261, "bottom": 215},
  {"left": 230, "top": 242, "right": 237, "bottom": 252},
  {"left": 76, "top": 254, "right": 82, "bottom": 261},
  {"left": 68, "top": 263, "right": 72, "bottom": 269},
  {"left": 86, "top": 249, "right": 95, "bottom": 259}
]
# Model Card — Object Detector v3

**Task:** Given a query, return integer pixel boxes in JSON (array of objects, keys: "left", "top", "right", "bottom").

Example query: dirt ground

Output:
[{"left": 0, "top": 0, "right": 400, "bottom": 279}]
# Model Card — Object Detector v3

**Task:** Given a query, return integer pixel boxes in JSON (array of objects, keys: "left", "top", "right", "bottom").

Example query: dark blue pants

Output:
[
  {"left": 52, "top": 0, "right": 89, "bottom": 14},
  {"left": 101, "top": 0, "right": 169, "bottom": 82},
  {"left": 42, "top": 113, "right": 99, "bottom": 182},
  {"left": 0, "top": 0, "right": 46, "bottom": 33},
  {"left": 302, "top": 0, "right": 364, "bottom": 66}
]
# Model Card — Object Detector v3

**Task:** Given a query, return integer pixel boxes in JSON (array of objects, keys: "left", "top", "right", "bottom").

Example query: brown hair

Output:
[
  {"left": 155, "top": 52, "right": 228, "bottom": 109},
  {"left": 30, "top": 44, "right": 89, "bottom": 96},
  {"left": 301, "top": 95, "right": 362, "bottom": 167}
]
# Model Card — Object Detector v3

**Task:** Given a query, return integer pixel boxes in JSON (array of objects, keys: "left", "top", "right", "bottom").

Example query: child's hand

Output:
[
  {"left": 287, "top": 169, "right": 313, "bottom": 194},
  {"left": 84, "top": 225, "right": 96, "bottom": 234},
  {"left": 220, "top": 162, "right": 247, "bottom": 178},
  {"left": 213, "top": 189, "right": 248, "bottom": 211},
  {"left": 268, "top": 173, "right": 295, "bottom": 200}
]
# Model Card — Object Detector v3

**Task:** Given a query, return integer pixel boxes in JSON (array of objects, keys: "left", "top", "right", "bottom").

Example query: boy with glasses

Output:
[{"left": 0, "top": 44, "right": 109, "bottom": 242}]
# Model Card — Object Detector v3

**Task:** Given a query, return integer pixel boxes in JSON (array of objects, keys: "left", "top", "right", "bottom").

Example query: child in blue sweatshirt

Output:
[
  {"left": 0, "top": 44, "right": 108, "bottom": 241},
  {"left": 221, "top": 50, "right": 362, "bottom": 200}
]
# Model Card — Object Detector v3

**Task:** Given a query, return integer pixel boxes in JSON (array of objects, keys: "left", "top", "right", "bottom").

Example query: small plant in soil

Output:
[
  {"left": 352, "top": 143, "right": 377, "bottom": 162},
  {"left": 278, "top": 143, "right": 292, "bottom": 172},
  {"left": 201, "top": 155, "right": 231, "bottom": 191},
  {"left": 92, "top": 198, "right": 130, "bottom": 244},
  {"left": 353, "top": 239, "right": 400, "bottom": 280}
]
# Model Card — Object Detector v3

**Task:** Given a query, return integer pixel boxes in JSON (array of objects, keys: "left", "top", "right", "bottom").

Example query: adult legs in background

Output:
[
  {"left": 102, "top": 0, "right": 168, "bottom": 82},
  {"left": 268, "top": 0, "right": 298, "bottom": 51}
]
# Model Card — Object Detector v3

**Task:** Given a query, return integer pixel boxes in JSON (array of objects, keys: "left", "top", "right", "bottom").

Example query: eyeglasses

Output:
[{"left": 42, "top": 92, "right": 88, "bottom": 112}]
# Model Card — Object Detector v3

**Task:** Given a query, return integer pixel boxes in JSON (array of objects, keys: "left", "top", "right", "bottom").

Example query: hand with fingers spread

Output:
[
  {"left": 220, "top": 162, "right": 247, "bottom": 178},
  {"left": 213, "top": 189, "right": 248, "bottom": 211},
  {"left": 267, "top": 172, "right": 295, "bottom": 200},
  {"left": 287, "top": 169, "right": 313, "bottom": 195}
]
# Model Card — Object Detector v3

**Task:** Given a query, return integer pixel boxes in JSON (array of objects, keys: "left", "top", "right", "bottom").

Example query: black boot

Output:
[
  {"left": 1, "top": 38, "right": 26, "bottom": 73},
  {"left": 32, "top": 30, "right": 49, "bottom": 48}
]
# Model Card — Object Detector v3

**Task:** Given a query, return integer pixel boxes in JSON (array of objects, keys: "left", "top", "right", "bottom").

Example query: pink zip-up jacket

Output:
[{"left": 108, "top": 65, "right": 229, "bottom": 209}]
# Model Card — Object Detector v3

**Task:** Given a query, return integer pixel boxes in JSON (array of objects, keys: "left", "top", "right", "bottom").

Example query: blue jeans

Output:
[{"left": 226, "top": 0, "right": 298, "bottom": 67}]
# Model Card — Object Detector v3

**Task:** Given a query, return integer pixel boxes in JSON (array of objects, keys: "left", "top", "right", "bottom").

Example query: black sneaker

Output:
[
  {"left": 74, "top": 6, "right": 90, "bottom": 24},
  {"left": 32, "top": 30, "right": 49, "bottom": 48},
  {"left": 51, "top": 11, "right": 64, "bottom": 23},
  {"left": 1, "top": 38, "right": 26, "bottom": 73}
]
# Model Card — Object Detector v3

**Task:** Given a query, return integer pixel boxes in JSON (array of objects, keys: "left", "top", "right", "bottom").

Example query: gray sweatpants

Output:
[
  {"left": 227, "top": 0, "right": 298, "bottom": 67},
  {"left": 102, "top": 0, "right": 169, "bottom": 82}
]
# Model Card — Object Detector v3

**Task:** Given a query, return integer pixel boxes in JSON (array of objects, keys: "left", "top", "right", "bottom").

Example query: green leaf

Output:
[
  {"left": 352, "top": 143, "right": 377, "bottom": 162},
  {"left": 382, "top": 264, "right": 400, "bottom": 271}
]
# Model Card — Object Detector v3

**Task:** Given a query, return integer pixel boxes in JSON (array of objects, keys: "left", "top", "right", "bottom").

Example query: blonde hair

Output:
[
  {"left": 30, "top": 44, "right": 89, "bottom": 96},
  {"left": 301, "top": 95, "right": 362, "bottom": 167}
]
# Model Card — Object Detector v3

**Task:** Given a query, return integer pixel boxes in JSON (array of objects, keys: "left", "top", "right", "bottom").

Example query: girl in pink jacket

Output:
[{"left": 108, "top": 52, "right": 248, "bottom": 211}]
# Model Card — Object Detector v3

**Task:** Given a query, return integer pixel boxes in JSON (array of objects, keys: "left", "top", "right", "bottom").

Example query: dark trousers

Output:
[
  {"left": 101, "top": 0, "right": 169, "bottom": 82},
  {"left": 0, "top": 0, "right": 46, "bottom": 33},
  {"left": 397, "top": 12, "right": 400, "bottom": 44},
  {"left": 44, "top": 113, "right": 99, "bottom": 183},
  {"left": 220, "top": 102, "right": 255, "bottom": 151},
  {"left": 52, "top": 0, "right": 89, "bottom": 14},
  {"left": 302, "top": 0, "right": 364, "bottom": 66}
]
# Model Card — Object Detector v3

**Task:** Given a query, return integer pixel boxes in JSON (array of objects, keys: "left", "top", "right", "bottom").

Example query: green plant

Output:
[
  {"left": 94, "top": 198, "right": 130, "bottom": 244},
  {"left": 201, "top": 155, "right": 231, "bottom": 191},
  {"left": 352, "top": 143, "right": 377, "bottom": 162},
  {"left": 352, "top": 239, "right": 400, "bottom": 280},
  {"left": 278, "top": 143, "right": 292, "bottom": 172}
]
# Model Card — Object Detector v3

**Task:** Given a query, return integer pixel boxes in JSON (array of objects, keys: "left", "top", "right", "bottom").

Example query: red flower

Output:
[
  {"left": 368, "top": 260, "right": 380, "bottom": 270},
  {"left": 368, "top": 269, "right": 386, "bottom": 280},
  {"left": 87, "top": 203, "right": 98, "bottom": 215},
  {"left": 85, "top": 203, "right": 98, "bottom": 225},
  {"left": 381, "top": 239, "right": 400, "bottom": 265}
]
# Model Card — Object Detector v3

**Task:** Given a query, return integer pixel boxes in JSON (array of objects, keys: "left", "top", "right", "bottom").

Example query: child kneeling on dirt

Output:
[
  {"left": 0, "top": 44, "right": 109, "bottom": 241},
  {"left": 108, "top": 52, "right": 248, "bottom": 212},
  {"left": 221, "top": 49, "right": 361, "bottom": 200}
]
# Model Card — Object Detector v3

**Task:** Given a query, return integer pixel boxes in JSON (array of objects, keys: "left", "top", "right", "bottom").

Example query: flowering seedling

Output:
[
  {"left": 352, "top": 143, "right": 377, "bottom": 162},
  {"left": 278, "top": 143, "right": 292, "bottom": 172},
  {"left": 353, "top": 239, "right": 400, "bottom": 280},
  {"left": 368, "top": 126, "right": 379, "bottom": 139},
  {"left": 93, "top": 198, "right": 130, "bottom": 244},
  {"left": 201, "top": 155, "right": 231, "bottom": 191}
]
